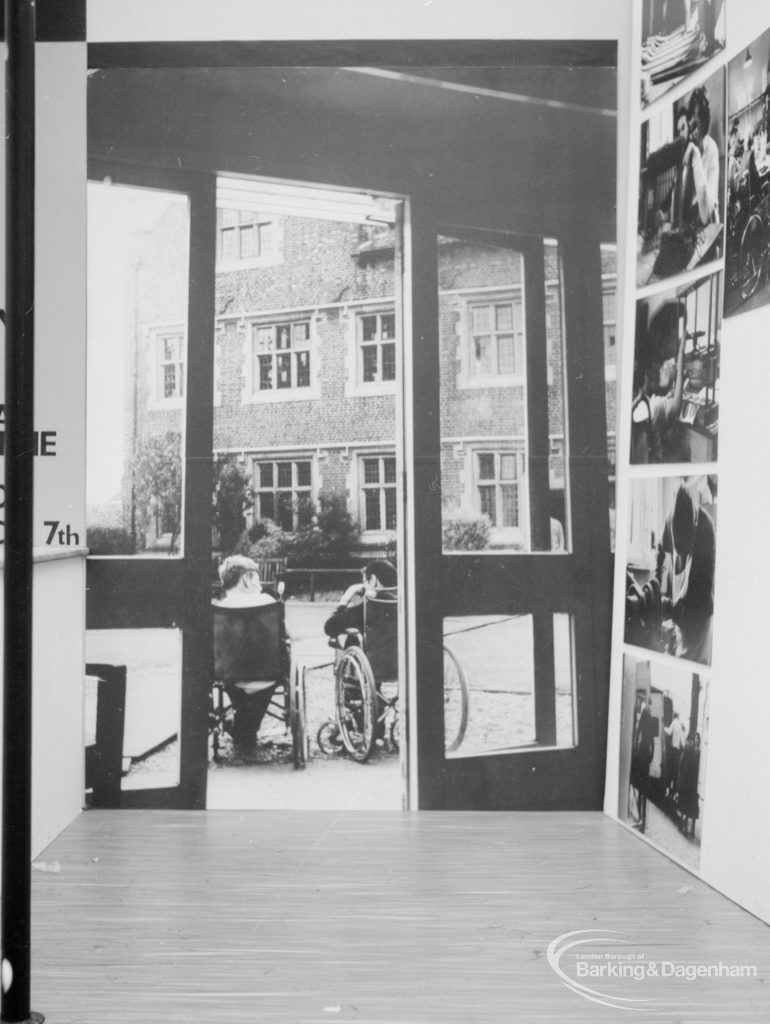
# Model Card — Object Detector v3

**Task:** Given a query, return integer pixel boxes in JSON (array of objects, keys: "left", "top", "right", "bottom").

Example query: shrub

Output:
[
  {"left": 212, "top": 456, "right": 253, "bottom": 555},
  {"left": 286, "top": 492, "right": 361, "bottom": 568},
  {"left": 86, "top": 526, "right": 136, "bottom": 556},
  {"left": 235, "top": 519, "right": 291, "bottom": 560},
  {"left": 442, "top": 509, "right": 491, "bottom": 551}
]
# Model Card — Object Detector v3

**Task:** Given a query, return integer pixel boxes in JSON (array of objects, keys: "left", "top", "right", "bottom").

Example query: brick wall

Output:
[{"left": 126, "top": 203, "right": 618, "bottom": 544}]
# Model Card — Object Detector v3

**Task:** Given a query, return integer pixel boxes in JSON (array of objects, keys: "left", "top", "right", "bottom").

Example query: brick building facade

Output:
[{"left": 117, "top": 194, "right": 616, "bottom": 554}]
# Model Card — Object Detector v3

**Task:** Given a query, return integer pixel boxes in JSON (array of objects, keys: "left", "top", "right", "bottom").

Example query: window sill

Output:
[
  {"left": 216, "top": 255, "right": 283, "bottom": 273},
  {"left": 457, "top": 375, "right": 525, "bottom": 391},
  {"left": 244, "top": 388, "right": 321, "bottom": 405},
  {"left": 345, "top": 381, "right": 397, "bottom": 399},
  {"left": 147, "top": 397, "right": 184, "bottom": 412}
]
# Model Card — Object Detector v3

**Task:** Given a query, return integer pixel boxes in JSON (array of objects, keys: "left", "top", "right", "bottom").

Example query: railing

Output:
[{"left": 282, "top": 567, "right": 362, "bottom": 602}]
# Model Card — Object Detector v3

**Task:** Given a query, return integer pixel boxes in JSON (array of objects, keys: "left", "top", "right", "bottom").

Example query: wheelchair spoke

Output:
[{"left": 334, "top": 647, "right": 377, "bottom": 762}]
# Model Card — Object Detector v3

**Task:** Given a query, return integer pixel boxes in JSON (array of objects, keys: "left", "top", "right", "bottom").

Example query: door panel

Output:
[
  {"left": 410, "top": 217, "right": 611, "bottom": 809},
  {"left": 86, "top": 163, "right": 215, "bottom": 808}
]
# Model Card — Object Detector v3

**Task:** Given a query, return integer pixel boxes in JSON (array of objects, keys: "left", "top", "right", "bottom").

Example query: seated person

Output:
[
  {"left": 631, "top": 302, "right": 686, "bottom": 463},
  {"left": 681, "top": 85, "right": 720, "bottom": 229},
  {"left": 214, "top": 555, "right": 277, "bottom": 752},
  {"left": 324, "top": 558, "right": 397, "bottom": 645},
  {"left": 658, "top": 484, "right": 715, "bottom": 664}
]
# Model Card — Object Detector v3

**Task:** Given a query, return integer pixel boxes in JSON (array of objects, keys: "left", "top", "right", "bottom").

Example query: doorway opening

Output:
[{"left": 204, "top": 176, "right": 406, "bottom": 809}]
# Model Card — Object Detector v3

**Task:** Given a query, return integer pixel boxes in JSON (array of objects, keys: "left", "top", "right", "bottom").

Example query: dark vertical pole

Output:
[
  {"left": 180, "top": 173, "right": 216, "bottom": 810},
  {"left": 407, "top": 197, "right": 444, "bottom": 810},
  {"left": 2, "top": 2, "right": 44, "bottom": 1023},
  {"left": 521, "top": 237, "right": 551, "bottom": 553}
]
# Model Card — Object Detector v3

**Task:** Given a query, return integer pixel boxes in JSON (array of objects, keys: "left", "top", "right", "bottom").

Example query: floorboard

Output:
[{"left": 29, "top": 810, "right": 770, "bottom": 1023}]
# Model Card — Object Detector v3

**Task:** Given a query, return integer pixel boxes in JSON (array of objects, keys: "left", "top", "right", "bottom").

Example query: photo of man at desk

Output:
[
  {"left": 637, "top": 68, "right": 725, "bottom": 287},
  {"left": 631, "top": 274, "right": 720, "bottom": 464},
  {"left": 724, "top": 27, "right": 770, "bottom": 317}
]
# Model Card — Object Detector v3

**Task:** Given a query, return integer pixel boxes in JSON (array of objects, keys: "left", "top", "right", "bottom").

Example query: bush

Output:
[
  {"left": 86, "top": 526, "right": 136, "bottom": 556},
  {"left": 233, "top": 493, "right": 362, "bottom": 568},
  {"left": 235, "top": 519, "right": 292, "bottom": 560},
  {"left": 287, "top": 492, "right": 361, "bottom": 568},
  {"left": 442, "top": 509, "right": 491, "bottom": 551}
]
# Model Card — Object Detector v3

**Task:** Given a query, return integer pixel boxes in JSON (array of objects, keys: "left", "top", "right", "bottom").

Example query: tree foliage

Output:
[
  {"left": 131, "top": 431, "right": 182, "bottom": 553},
  {"left": 212, "top": 455, "right": 254, "bottom": 555}
]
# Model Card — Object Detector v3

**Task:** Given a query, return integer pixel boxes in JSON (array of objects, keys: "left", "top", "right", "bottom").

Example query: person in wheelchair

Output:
[
  {"left": 323, "top": 558, "right": 397, "bottom": 648},
  {"left": 214, "top": 555, "right": 279, "bottom": 752}
]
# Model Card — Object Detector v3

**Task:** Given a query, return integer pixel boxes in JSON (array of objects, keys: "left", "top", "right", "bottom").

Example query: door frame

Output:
[
  {"left": 405, "top": 203, "right": 613, "bottom": 810},
  {"left": 85, "top": 159, "right": 216, "bottom": 809}
]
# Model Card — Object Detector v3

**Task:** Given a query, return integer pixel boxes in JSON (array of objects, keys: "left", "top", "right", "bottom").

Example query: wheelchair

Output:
[
  {"left": 327, "top": 594, "right": 469, "bottom": 763},
  {"left": 210, "top": 597, "right": 307, "bottom": 769}
]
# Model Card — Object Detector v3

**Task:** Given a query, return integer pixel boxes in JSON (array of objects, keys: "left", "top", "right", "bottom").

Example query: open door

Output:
[
  {"left": 85, "top": 163, "right": 215, "bottom": 808},
  {"left": 408, "top": 217, "right": 612, "bottom": 810}
]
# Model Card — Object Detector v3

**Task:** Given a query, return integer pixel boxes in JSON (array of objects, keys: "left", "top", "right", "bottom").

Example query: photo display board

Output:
[{"left": 606, "top": 0, "right": 770, "bottom": 923}]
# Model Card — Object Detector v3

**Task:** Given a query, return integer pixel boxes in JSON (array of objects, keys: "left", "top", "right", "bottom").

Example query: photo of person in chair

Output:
[
  {"left": 214, "top": 555, "right": 278, "bottom": 753},
  {"left": 323, "top": 558, "right": 397, "bottom": 646}
]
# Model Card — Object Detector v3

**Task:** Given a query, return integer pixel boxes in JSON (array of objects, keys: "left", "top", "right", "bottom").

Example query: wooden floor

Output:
[{"left": 30, "top": 811, "right": 770, "bottom": 1023}]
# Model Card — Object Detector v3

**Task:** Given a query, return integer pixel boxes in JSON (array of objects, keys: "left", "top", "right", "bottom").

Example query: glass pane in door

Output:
[
  {"left": 85, "top": 627, "right": 182, "bottom": 791},
  {"left": 443, "top": 613, "right": 575, "bottom": 757},
  {"left": 437, "top": 228, "right": 576, "bottom": 756},
  {"left": 437, "top": 231, "right": 570, "bottom": 554},
  {"left": 87, "top": 181, "right": 189, "bottom": 557}
]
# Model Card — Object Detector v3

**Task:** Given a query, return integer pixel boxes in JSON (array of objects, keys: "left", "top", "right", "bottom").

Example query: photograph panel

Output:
[
  {"left": 641, "top": 0, "right": 726, "bottom": 109},
  {"left": 618, "top": 652, "right": 710, "bottom": 871},
  {"left": 630, "top": 271, "right": 720, "bottom": 464},
  {"left": 724, "top": 27, "right": 770, "bottom": 317},
  {"left": 637, "top": 67, "right": 725, "bottom": 287},
  {"left": 625, "top": 474, "right": 716, "bottom": 665}
]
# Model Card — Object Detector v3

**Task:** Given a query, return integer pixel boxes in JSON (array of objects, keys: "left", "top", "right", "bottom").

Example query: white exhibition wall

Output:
[{"left": 604, "top": 0, "right": 770, "bottom": 925}]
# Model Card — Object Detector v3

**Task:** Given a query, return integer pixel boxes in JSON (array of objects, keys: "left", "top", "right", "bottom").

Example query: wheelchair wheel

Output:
[
  {"left": 738, "top": 211, "right": 765, "bottom": 300},
  {"left": 288, "top": 665, "right": 309, "bottom": 770},
  {"left": 443, "top": 644, "right": 469, "bottom": 753},
  {"left": 317, "top": 719, "right": 344, "bottom": 756},
  {"left": 335, "top": 645, "right": 377, "bottom": 763}
]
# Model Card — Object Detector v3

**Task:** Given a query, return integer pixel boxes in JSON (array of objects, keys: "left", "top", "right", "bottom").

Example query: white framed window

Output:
[
  {"left": 360, "top": 453, "right": 397, "bottom": 533},
  {"left": 252, "top": 456, "right": 314, "bottom": 533},
  {"left": 459, "top": 292, "right": 525, "bottom": 388},
  {"left": 248, "top": 317, "right": 316, "bottom": 401},
  {"left": 147, "top": 326, "right": 186, "bottom": 410},
  {"left": 216, "top": 207, "right": 279, "bottom": 269},
  {"left": 344, "top": 304, "right": 398, "bottom": 397},
  {"left": 475, "top": 450, "right": 524, "bottom": 530},
  {"left": 358, "top": 309, "right": 397, "bottom": 384}
]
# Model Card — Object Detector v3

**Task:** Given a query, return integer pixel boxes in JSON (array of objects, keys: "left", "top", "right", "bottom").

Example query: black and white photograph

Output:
[
  {"left": 9, "top": 2, "right": 770, "bottom": 1023},
  {"left": 84, "top": 50, "right": 618, "bottom": 812},
  {"left": 631, "top": 271, "right": 720, "bottom": 464},
  {"left": 626, "top": 474, "right": 717, "bottom": 666},
  {"left": 637, "top": 68, "right": 725, "bottom": 287},
  {"left": 619, "top": 653, "right": 709, "bottom": 870},
  {"left": 724, "top": 26, "right": 770, "bottom": 316},
  {"left": 641, "top": 0, "right": 726, "bottom": 108}
]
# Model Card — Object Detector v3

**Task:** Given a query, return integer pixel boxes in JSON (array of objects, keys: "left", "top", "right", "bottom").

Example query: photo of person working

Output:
[
  {"left": 637, "top": 70, "right": 724, "bottom": 286},
  {"left": 631, "top": 277, "right": 720, "bottom": 464},
  {"left": 625, "top": 477, "right": 716, "bottom": 666},
  {"left": 631, "top": 301, "right": 686, "bottom": 463}
]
